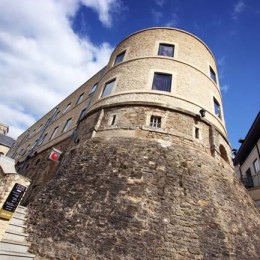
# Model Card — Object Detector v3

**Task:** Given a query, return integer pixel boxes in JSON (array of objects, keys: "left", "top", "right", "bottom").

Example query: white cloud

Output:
[
  {"left": 154, "top": 0, "right": 165, "bottom": 7},
  {"left": 220, "top": 84, "right": 230, "bottom": 93},
  {"left": 0, "top": 0, "right": 119, "bottom": 139},
  {"left": 165, "top": 13, "right": 179, "bottom": 27},
  {"left": 232, "top": 0, "right": 246, "bottom": 20}
]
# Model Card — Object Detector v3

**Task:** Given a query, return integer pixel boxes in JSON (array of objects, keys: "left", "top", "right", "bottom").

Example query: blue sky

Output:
[{"left": 0, "top": 0, "right": 259, "bottom": 149}]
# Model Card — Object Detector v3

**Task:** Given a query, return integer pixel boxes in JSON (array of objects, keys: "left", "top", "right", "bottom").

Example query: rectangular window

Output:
[
  {"left": 158, "top": 44, "right": 174, "bottom": 57},
  {"left": 210, "top": 66, "right": 217, "bottom": 83},
  {"left": 114, "top": 51, "right": 126, "bottom": 65},
  {"left": 50, "top": 126, "right": 59, "bottom": 140},
  {"left": 110, "top": 115, "right": 116, "bottom": 125},
  {"left": 101, "top": 80, "right": 115, "bottom": 98},
  {"left": 213, "top": 98, "right": 221, "bottom": 119},
  {"left": 150, "top": 116, "right": 161, "bottom": 128},
  {"left": 253, "top": 159, "right": 260, "bottom": 173},
  {"left": 76, "top": 93, "right": 84, "bottom": 105},
  {"left": 38, "top": 133, "right": 48, "bottom": 145},
  {"left": 62, "top": 118, "right": 72, "bottom": 133},
  {"left": 63, "top": 103, "right": 71, "bottom": 113},
  {"left": 195, "top": 127, "right": 200, "bottom": 139},
  {"left": 152, "top": 73, "right": 172, "bottom": 92},
  {"left": 89, "top": 83, "right": 97, "bottom": 95}
]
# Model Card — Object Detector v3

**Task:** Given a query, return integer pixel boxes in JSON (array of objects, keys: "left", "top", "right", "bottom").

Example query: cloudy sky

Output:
[{"left": 0, "top": 0, "right": 259, "bottom": 148}]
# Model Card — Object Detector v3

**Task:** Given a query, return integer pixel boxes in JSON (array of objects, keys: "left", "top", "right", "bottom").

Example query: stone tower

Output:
[{"left": 26, "top": 28, "right": 260, "bottom": 259}]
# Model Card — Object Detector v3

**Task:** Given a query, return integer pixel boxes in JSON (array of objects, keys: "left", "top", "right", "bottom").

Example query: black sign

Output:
[{"left": 2, "top": 183, "right": 27, "bottom": 213}]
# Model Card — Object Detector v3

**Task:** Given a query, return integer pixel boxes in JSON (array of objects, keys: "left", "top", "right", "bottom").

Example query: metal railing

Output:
[{"left": 241, "top": 172, "right": 260, "bottom": 189}]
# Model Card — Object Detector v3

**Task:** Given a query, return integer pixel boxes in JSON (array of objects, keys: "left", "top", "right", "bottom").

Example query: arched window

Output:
[{"left": 219, "top": 145, "right": 229, "bottom": 163}]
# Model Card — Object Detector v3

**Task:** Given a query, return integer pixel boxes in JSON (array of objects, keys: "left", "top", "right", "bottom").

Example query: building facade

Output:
[
  {"left": 7, "top": 28, "right": 260, "bottom": 259},
  {"left": 234, "top": 112, "right": 260, "bottom": 204},
  {"left": 0, "top": 123, "right": 15, "bottom": 156}
]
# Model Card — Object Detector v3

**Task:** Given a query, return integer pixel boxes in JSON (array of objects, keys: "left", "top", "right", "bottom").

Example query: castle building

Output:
[{"left": 7, "top": 28, "right": 260, "bottom": 259}]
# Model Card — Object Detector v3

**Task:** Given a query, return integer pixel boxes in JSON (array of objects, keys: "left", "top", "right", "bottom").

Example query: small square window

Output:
[
  {"left": 101, "top": 80, "right": 115, "bottom": 98},
  {"left": 152, "top": 73, "right": 172, "bottom": 92},
  {"left": 213, "top": 98, "right": 221, "bottom": 119},
  {"left": 62, "top": 118, "right": 72, "bottom": 133},
  {"left": 114, "top": 51, "right": 126, "bottom": 65},
  {"left": 76, "top": 93, "right": 84, "bottom": 105},
  {"left": 210, "top": 66, "right": 217, "bottom": 83},
  {"left": 253, "top": 159, "right": 260, "bottom": 173},
  {"left": 150, "top": 116, "right": 161, "bottom": 128},
  {"left": 158, "top": 44, "right": 174, "bottom": 57},
  {"left": 89, "top": 83, "right": 97, "bottom": 95}
]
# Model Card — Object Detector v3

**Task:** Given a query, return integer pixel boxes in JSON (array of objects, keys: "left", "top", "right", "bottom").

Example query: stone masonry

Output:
[{"left": 26, "top": 137, "right": 260, "bottom": 259}]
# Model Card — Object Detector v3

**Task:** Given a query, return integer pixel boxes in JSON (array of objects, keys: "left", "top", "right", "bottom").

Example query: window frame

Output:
[
  {"left": 150, "top": 115, "right": 162, "bottom": 128},
  {"left": 76, "top": 93, "right": 84, "bottom": 105},
  {"left": 63, "top": 103, "right": 71, "bottom": 114},
  {"left": 101, "top": 79, "right": 116, "bottom": 98},
  {"left": 213, "top": 97, "right": 222, "bottom": 119},
  {"left": 158, "top": 43, "right": 175, "bottom": 57},
  {"left": 114, "top": 50, "right": 126, "bottom": 65},
  {"left": 152, "top": 72, "right": 172, "bottom": 92},
  {"left": 50, "top": 126, "right": 59, "bottom": 140},
  {"left": 209, "top": 66, "right": 217, "bottom": 83},
  {"left": 89, "top": 83, "right": 97, "bottom": 95},
  {"left": 253, "top": 159, "right": 260, "bottom": 173},
  {"left": 62, "top": 118, "right": 72, "bottom": 133}
]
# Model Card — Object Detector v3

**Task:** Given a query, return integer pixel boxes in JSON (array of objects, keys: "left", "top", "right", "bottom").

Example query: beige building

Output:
[
  {"left": 234, "top": 112, "right": 260, "bottom": 204},
  {"left": 8, "top": 27, "right": 232, "bottom": 204},
  {"left": 0, "top": 123, "right": 15, "bottom": 156}
]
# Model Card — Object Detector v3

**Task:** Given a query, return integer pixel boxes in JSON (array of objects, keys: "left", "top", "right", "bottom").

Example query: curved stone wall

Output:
[
  {"left": 27, "top": 137, "right": 260, "bottom": 259},
  {"left": 89, "top": 28, "right": 226, "bottom": 136}
]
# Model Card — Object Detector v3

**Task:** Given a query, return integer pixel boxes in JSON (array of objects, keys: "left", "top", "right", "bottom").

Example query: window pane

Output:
[
  {"left": 152, "top": 73, "right": 172, "bottom": 92},
  {"left": 210, "top": 67, "right": 216, "bottom": 83},
  {"left": 76, "top": 93, "right": 84, "bottom": 105},
  {"left": 63, "top": 103, "right": 71, "bottom": 113},
  {"left": 101, "top": 80, "right": 115, "bottom": 97},
  {"left": 50, "top": 127, "right": 59, "bottom": 140},
  {"left": 89, "top": 84, "right": 97, "bottom": 95},
  {"left": 254, "top": 159, "right": 260, "bottom": 173},
  {"left": 158, "top": 44, "right": 174, "bottom": 57},
  {"left": 150, "top": 116, "right": 161, "bottom": 128},
  {"left": 62, "top": 118, "right": 72, "bottom": 133},
  {"left": 214, "top": 98, "right": 221, "bottom": 119},
  {"left": 114, "top": 51, "right": 126, "bottom": 65}
]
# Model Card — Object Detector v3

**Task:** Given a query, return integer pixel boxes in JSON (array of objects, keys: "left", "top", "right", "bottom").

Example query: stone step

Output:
[
  {"left": 6, "top": 223, "right": 26, "bottom": 233},
  {"left": 0, "top": 249, "right": 35, "bottom": 260},
  {"left": 16, "top": 206, "right": 27, "bottom": 214},
  {"left": 13, "top": 209, "right": 27, "bottom": 220},
  {"left": 9, "top": 216, "right": 25, "bottom": 226},
  {"left": 2, "top": 230, "right": 28, "bottom": 243},
  {"left": 0, "top": 239, "right": 31, "bottom": 253}
]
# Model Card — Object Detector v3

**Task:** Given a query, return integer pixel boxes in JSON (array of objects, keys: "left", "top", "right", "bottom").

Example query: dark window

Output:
[
  {"left": 158, "top": 44, "right": 174, "bottom": 57},
  {"left": 63, "top": 103, "right": 71, "bottom": 113},
  {"left": 50, "top": 126, "right": 59, "bottom": 140},
  {"left": 195, "top": 127, "right": 200, "bottom": 139},
  {"left": 62, "top": 118, "right": 72, "bottom": 133},
  {"left": 76, "top": 93, "right": 84, "bottom": 105},
  {"left": 213, "top": 98, "right": 221, "bottom": 119},
  {"left": 101, "top": 80, "right": 115, "bottom": 97},
  {"left": 210, "top": 66, "right": 217, "bottom": 83},
  {"left": 89, "top": 83, "right": 97, "bottom": 95},
  {"left": 114, "top": 51, "right": 126, "bottom": 65},
  {"left": 152, "top": 73, "right": 172, "bottom": 92},
  {"left": 111, "top": 115, "right": 116, "bottom": 125},
  {"left": 150, "top": 116, "right": 161, "bottom": 128}
]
